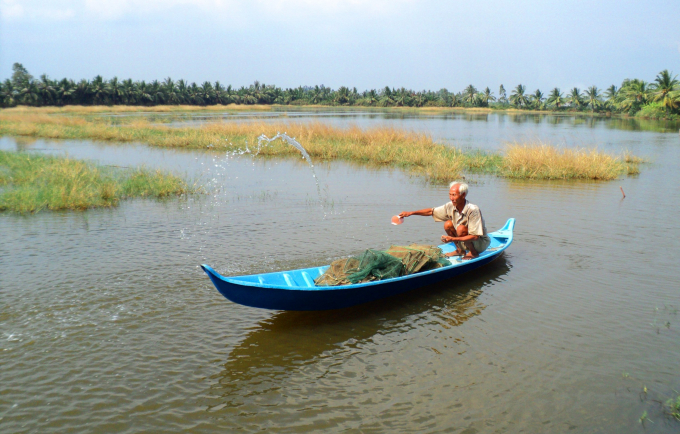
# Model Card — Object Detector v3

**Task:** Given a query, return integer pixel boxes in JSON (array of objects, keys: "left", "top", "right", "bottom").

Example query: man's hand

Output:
[
  {"left": 441, "top": 235, "right": 456, "bottom": 243},
  {"left": 398, "top": 211, "right": 411, "bottom": 218}
]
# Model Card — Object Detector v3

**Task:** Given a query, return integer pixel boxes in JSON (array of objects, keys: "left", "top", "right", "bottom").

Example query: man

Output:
[{"left": 398, "top": 182, "right": 490, "bottom": 260}]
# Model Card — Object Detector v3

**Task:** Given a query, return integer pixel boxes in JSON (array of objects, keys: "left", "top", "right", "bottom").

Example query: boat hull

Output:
[{"left": 202, "top": 218, "right": 515, "bottom": 311}]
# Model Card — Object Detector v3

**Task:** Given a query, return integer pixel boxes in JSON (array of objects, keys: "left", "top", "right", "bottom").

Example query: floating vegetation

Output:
[
  {"left": 639, "top": 410, "right": 653, "bottom": 425},
  {"left": 0, "top": 151, "right": 195, "bottom": 213},
  {"left": 665, "top": 395, "right": 680, "bottom": 420}
]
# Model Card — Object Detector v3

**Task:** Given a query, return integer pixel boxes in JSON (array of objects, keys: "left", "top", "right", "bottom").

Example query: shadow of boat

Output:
[{"left": 205, "top": 255, "right": 512, "bottom": 406}]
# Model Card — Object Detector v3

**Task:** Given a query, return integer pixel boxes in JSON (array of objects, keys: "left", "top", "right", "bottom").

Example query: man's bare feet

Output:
[
  {"left": 461, "top": 253, "right": 479, "bottom": 261},
  {"left": 445, "top": 250, "right": 465, "bottom": 257}
]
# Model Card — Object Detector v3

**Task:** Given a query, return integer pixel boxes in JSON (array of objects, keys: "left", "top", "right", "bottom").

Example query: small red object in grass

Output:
[{"left": 391, "top": 215, "right": 404, "bottom": 225}]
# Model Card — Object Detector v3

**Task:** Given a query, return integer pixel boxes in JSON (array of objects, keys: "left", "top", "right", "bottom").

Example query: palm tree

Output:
[
  {"left": 121, "top": 79, "right": 136, "bottom": 104},
  {"left": 199, "top": 81, "right": 214, "bottom": 105},
  {"left": 567, "top": 87, "right": 583, "bottom": 109},
  {"left": 107, "top": 77, "right": 123, "bottom": 105},
  {"left": 309, "top": 86, "right": 322, "bottom": 104},
  {"left": 619, "top": 79, "right": 649, "bottom": 113},
  {"left": 413, "top": 92, "right": 426, "bottom": 107},
  {"left": 584, "top": 86, "right": 601, "bottom": 114},
  {"left": 36, "top": 74, "right": 56, "bottom": 106},
  {"left": 378, "top": 94, "right": 394, "bottom": 107},
  {"left": 650, "top": 69, "right": 679, "bottom": 113},
  {"left": 137, "top": 81, "right": 154, "bottom": 105},
  {"left": 547, "top": 88, "right": 564, "bottom": 109},
  {"left": 463, "top": 85, "right": 478, "bottom": 106},
  {"left": 148, "top": 80, "right": 164, "bottom": 104},
  {"left": 90, "top": 76, "right": 107, "bottom": 105},
  {"left": 18, "top": 81, "right": 41, "bottom": 106},
  {"left": 480, "top": 87, "right": 495, "bottom": 107},
  {"left": 604, "top": 85, "right": 618, "bottom": 103},
  {"left": 364, "top": 89, "right": 378, "bottom": 106},
  {"left": 162, "top": 78, "right": 179, "bottom": 104},
  {"left": 73, "top": 79, "right": 91, "bottom": 105},
  {"left": 509, "top": 84, "right": 529, "bottom": 108},
  {"left": 393, "top": 88, "right": 410, "bottom": 107},
  {"left": 603, "top": 85, "right": 618, "bottom": 111},
  {"left": 55, "top": 78, "right": 74, "bottom": 106},
  {"left": 531, "top": 89, "right": 544, "bottom": 109},
  {"left": 335, "top": 86, "right": 351, "bottom": 105},
  {"left": 0, "top": 79, "right": 16, "bottom": 107},
  {"left": 498, "top": 84, "right": 508, "bottom": 104},
  {"left": 214, "top": 81, "right": 231, "bottom": 105},
  {"left": 176, "top": 79, "right": 189, "bottom": 104}
]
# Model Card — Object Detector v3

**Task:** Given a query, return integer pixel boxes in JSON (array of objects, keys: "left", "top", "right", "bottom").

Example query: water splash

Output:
[
  {"left": 206, "top": 132, "right": 329, "bottom": 217},
  {"left": 255, "top": 132, "right": 326, "bottom": 217}
]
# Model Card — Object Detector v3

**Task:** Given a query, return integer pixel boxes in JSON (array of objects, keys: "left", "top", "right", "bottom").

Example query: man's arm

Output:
[
  {"left": 399, "top": 208, "right": 434, "bottom": 218},
  {"left": 441, "top": 234, "right": 479, "bottom": 243}
]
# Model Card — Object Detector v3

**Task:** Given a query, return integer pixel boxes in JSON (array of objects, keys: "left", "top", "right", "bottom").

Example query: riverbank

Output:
[
  {"left": 0, "top": 104, "right": 633, "bottom": 118},
  {"left": 0, "top": 111, "right": 640, "bottom": 182},
  {"left": 0, "top": 150, "right": 195, "bottom": 213}
]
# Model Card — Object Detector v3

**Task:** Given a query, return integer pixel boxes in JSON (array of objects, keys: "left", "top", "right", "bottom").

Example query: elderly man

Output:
[{"left": 399, "top": 182, "right": 490, "bottom": 260}]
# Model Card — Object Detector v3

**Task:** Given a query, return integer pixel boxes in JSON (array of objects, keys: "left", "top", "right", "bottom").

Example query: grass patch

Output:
[
  {"left": 666, "top": 395, "right": 680, "bottom": 420},
  {"left": 0, "top": 111, "right": 641, "bottom": 182},
  {"left": 0, "top": 150, "right": 193, "bottom": 213},
  {"left": 501, "top": 141, "right": 639, "bottom": 180}
]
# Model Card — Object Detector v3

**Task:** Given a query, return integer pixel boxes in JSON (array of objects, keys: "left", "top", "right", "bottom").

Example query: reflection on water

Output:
[
  {"left": 211, "top": 259, "right": 506, "bottom": 390},
  {"left": 204, "top": 260, "right": 508, "bottom": 431}
]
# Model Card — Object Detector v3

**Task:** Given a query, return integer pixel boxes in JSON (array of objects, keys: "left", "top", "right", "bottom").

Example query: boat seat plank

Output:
[
  {"left": 283, "top": 273, "right": 294, "bottom": 287},
  {"left": 301, "top": 272, "right": 314, "bottom": 288}
]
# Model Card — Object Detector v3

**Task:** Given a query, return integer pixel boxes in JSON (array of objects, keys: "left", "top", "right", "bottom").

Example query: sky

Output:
[{"left": 1, "top": 0, "right": 679, "bottom": 93}]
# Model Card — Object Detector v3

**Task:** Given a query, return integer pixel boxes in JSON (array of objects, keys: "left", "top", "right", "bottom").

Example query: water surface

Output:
[{"left": 1, "top": 112, "right": 679, "bottom": 433}]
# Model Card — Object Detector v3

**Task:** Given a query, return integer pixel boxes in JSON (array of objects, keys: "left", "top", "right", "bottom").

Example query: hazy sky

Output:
[{"left": 2, "top": 0, "right": 679, "bottom": 92}]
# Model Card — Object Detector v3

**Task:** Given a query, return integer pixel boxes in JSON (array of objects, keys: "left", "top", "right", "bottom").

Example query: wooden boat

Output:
[{"left": 201, "top": 218, "right": 515, "bottom": 311}]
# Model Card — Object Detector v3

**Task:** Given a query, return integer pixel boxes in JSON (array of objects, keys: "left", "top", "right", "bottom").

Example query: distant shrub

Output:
[{"left": 636, "top": 102, "right": 679, "bottom": 120}]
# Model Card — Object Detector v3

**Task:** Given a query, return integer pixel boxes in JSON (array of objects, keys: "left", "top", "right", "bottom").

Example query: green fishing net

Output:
[{"left": 315, "top": 244, "right": 450, "bottom": 286}]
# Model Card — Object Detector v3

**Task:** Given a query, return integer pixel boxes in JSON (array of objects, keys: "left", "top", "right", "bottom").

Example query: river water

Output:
[{"left": 1, "top": 110, "right": 680, "bottom": 433}]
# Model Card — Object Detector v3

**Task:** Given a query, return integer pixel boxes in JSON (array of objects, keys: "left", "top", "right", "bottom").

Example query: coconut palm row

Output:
[{"left": 2, "top": 63, "right": 678, "bottom": 115}]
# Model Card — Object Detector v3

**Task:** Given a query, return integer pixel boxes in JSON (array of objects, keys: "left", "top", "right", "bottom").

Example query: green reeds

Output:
[{"left": 0, "top": 151, "right": 192, "bottom": 213}]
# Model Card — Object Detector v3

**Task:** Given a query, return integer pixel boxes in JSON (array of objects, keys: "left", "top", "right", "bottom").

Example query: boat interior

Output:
[{"left": 228, "top": 230, "right": 511, "bottom": 289}]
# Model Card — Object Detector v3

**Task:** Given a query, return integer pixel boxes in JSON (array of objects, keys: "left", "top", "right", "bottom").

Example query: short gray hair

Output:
[{"left": 449, "top": 181, "right": 468, "bottom": 196}]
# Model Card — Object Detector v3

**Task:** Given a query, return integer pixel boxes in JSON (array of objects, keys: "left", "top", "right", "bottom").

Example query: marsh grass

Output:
[
  {"left": 666, "top": 395, "right": 680, "bottom": 420},
  {"left": 502, "top": 142, "right": 639, "bottom": 180},
  {"left": 0, "top": 151, "right": 192, "bottom": 213},
  {"left": 0, "top": 112, "right": 641, "bottom": 182}
]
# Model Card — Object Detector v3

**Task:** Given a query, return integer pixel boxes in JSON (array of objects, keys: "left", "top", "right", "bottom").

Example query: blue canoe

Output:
[{"left": 201, "top": 218, "right": 515, "bottom": 311}]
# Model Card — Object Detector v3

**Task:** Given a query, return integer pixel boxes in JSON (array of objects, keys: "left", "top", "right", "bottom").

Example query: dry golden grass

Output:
[
  {"left": 623, "top": 151, "right": 645, "bottom": 164},
  {"left": 502, "top": 141, "right": 638, "bottom": 180},
  {"left": 0, "top": 115, "right": 471, "bottom": 182},
  {"left": 0, "top": 112, "right": 642, "bottom": 182}
]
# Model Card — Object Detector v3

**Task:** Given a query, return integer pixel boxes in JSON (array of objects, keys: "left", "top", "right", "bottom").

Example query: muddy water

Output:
[{"left": 1, "top": 112, "right": 680, "bottom": 433}]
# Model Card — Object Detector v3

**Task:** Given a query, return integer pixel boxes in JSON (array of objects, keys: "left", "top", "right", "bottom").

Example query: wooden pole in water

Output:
[{"left": 620, "top": 186, "right": 626, "bottom": 199}]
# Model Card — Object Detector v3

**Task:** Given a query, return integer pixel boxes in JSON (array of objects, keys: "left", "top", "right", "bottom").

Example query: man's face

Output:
[{"left": 449, "top": 184, "right": 464, "bottom": 205}]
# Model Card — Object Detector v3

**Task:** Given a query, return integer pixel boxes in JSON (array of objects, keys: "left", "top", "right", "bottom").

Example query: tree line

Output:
[{"left": 2, "top": 63, "right": 679, "bottom": 117}]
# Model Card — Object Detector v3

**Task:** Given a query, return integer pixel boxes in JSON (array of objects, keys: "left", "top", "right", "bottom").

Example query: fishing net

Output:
[{"left": 315, "top": 244, "right": 450, "bottom": 286}]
